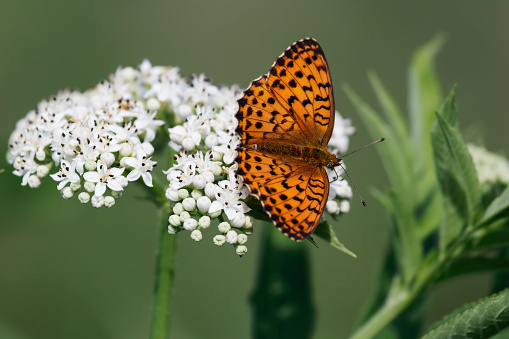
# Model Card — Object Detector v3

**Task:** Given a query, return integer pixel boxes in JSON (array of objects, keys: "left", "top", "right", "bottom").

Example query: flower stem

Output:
[
  {"left": 349, "top": 289, "right": 413, "bottom": 339},
  {"left": 150, "top": 207, "right": 177, "bottom": 339}
]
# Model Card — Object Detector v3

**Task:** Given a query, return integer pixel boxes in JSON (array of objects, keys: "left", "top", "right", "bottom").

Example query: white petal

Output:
[
  {"left": 84, "top": 171, "right": 100, "bottom": 183},
  {"left": 141, "top": 172, "right": 153, "bottom": 187},
  {"left": 107, "top": 178, "right": 125, "bottom": 191},
  {"left": 127, "top": 170, "right": 141, "bottom": 182},
  {"left": 95, "top": 182, "right": 107, "bottom": 196},
  {"left": 208, "top": 201, "right": 223, "bottom": 214}
]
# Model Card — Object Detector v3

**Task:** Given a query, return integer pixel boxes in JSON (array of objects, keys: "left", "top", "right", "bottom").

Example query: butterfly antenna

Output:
[
  {"left": 340, "top": 163, "right": 366, "bottom": 207},
  {"left": 341, "top": 138, "right": 385, "bottom": 159}
]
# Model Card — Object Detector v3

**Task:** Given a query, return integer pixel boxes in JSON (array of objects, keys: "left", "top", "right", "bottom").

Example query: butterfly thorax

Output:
[{"left": 252, "top": 142, "right": 341, "bottom": 168}]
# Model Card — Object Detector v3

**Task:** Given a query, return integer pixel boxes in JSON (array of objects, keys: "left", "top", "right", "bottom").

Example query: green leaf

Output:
[
  {"left": 368, "top": 72, "right": 412, "bottom": 160},
  {"left": 343, "top": 84, "right": 412, "bottom": 199},
  {"left": 313, "top": 220, "right": 357, "bottom": 257},
  {"left": 431, "top": 104, "right": 481, "bottom": 249},
  {"left": 437, "top": 84, "right": 458, "bottom": 129},
  {"left": 478, "top": 185, "right": 509, "bottom": 227},
  {"left": 252, "top": 225, "right": 314, "bottom": 339},
  {"left": 408, "top": 34, "right": 445, "bottom": 205},
  {"left": 439, "top": 257, "right": 509, "bottom": 281},
  {"left": 421, "top": 288, "right": 509, "bottom": 339}
]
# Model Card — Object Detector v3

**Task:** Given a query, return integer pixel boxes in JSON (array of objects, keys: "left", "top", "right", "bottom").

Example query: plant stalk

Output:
[
  {"left": 349, "top": 289, "right": 413, "bottom": 339},
  {"left": 149, "top": 207, "right": 177, "bottom": 339}
]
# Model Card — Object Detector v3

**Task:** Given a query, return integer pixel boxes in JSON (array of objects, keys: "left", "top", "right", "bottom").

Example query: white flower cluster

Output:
[
  {"left": 7, "top": 59, "right": 356, "bottom": 256},
  {"left": 7, "top": 61, "right": 169, "bottom": 207},
  {"left": 468, "top": 144, "right": 509, "bottom": 185}
]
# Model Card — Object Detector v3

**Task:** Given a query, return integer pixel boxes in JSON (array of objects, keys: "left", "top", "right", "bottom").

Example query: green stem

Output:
[
  {"left": 349, "top": 289, "right": 413, "bottom": 339},
  {"left": 150, "top": 206, "right": 177, "bottom": 339}
]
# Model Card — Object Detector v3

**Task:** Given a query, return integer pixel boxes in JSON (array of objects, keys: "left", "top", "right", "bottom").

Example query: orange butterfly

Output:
[{"left": 235, "top": 38, "right": 342, "bottom": 241}]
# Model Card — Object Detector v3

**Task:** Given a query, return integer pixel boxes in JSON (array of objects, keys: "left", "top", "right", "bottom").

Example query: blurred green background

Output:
[{"left": 1, "top": 2, "right": 508, "bottom": 338}]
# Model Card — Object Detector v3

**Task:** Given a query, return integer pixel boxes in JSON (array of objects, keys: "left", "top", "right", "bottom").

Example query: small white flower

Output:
[
  {"left": 339, "top": 200, "right": 351, "bottom": 213},
  {"left": 78, "top": 192, "right": 90, "bottom": 204},
  {"left": 84, "top": 181, "right": 95, "bottom": 193},
  {"left": 173, "top": 203, "right": 184, "bottom": 215},
  {"left": 83, "top": 161, "right": 125, "bottom": 197},
  {"left": 36, "top": 164, "right": 50, "bottom": 178},
  {"left": 213, "top": 235, "right": 226, "bottom": 246},
  {"left": 91, "top": 194, "right": 105, "bottom": 208},
  {"left": 196, "top": 196, "right": 211, "bottom": 213},
  {"left": 178, "top": 189, "right": 189, "bottom": 199},
  {"left": 61, "top": 187, "right": 73, "bottom": 199},
  {"left": 104, "top": 196, "right": 115, "bottom": 208},
  {"left": 237, "top": 234, "right": 248, "bottom": 245},
  {"left": 218, "top": 221, "right": 231, "bottom": 233},
  {"left": 100, "top": 152, "right": 116, "bottom": 167},
  {"left": 235, "top": 245, "right": 248, "bottom": 256},
  {"left": 244, "top": 216, "right": 254, "bottom": 230},
  {"left": 120, "top": 143, "right": 133, "bottom": 157},
  {"left": 124, "top": 149, "right": 156, "bottom": 187},
  {"left": 192, "top": 174, "right": 207, "bottom": 189},
  {"left": 198, "top": 215, "right": 211, "bottom": 229},
  {"left": 28, "top": 175, "right": 41, "bottom": 188},
  {"left": 166, "top": 188, "right": 180, "bottom": 202},
  {"left": 50, "top": 160, "right": 81, "bottom": 190},
  {"left": 182, "top": 197, "right": 196, "bottom": 211},
  {"left": 191, "top": 189, "right": 203, "bottom": 200},
  {"left": 169, "top": 214, "right": 181, "bottom": 227},
  {"left": 190, "top": 229, "right": 202, "bottom": 241},
  {"left": 326, "top": 200, "right": 340, "bottom": 214},
  {"left": 146, "top": 98, "right": 161, "bottom": 111},
  {"left": 204, "top": 182, "right": 218, "bottom": 199},
  {"left": 183, "top": 218, "right": 198, "bottom": 231},
  {"left": 226, "top": 230, "right": 238, "bottom": 244},
  {"left": 230, "top": 212, "right": 246, "bottom": 228},
  {"left": 179, "top": 211, "right": 191, "bottom": 222}
]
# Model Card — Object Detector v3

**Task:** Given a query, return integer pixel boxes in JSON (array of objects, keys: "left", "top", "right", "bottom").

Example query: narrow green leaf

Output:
[
  {"left": 343, "top": 84, "right": 412, "bottom": 198},
  {"left": 252, "top": 226, "right": 314, "bottom": 339},
  {"left": 465, "top": 226, "right": 509, "bottom": 253},
  {"left": 421, "top": 288, "right": 509, "bottom": 339},
  {"left": 368, "top": 72, "right": 412, "bottom": 158},
  {"left": 431, "top": 109, "right": 481, "bottom": 249},
  {"left": 478, "top": 185, "right": 509, "bottom": 227},
  {"left": 313, "top": 220, "right": 357, "bottom": 258},
  {"left": 437, "top": 84, "right": 458, "bottom": 129},
  {"left": 439, "top": 257, "right": 509, "bottom": 281},
  {"left": 408, "top": 34, "right": 445, "bottom": 205}
]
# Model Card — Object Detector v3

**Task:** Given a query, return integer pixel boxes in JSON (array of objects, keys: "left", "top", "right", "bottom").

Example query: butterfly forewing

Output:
[{"left": 267, "top": 38, "right": 335, "bottom": 146}]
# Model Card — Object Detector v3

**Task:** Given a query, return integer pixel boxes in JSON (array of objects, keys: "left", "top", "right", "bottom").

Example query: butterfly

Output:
[{"left": 235, "top": 38, "right": 343, "bottom": 241}]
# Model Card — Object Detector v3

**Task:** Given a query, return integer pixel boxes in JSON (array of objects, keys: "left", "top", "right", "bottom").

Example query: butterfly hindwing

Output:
[{"left": 258, "top": 165, "right": 330, "bottom": 241}]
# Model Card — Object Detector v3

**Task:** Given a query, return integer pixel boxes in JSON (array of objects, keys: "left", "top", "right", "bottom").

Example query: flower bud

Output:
[
  {"left": 196, "top": 196, "right": 212, "bottom": 213},
  {"left": 236, "top": 245, "right": 248, "bottom": 256},
  {"left": 198, "top": 215, "right": 211, "bottom": 229},
  {"left": 183, "top": 218, "right": 198, "bottom": 231},
  {"left": 226, "top": 230, "right": 238, "bottom": 244},
  {"left": 78, "top": 192, "right": 90, "bottom": 204},
  {"left": 182, "top": 197, "right": 196, "bottom": 211},
  {"left": 190, "top": 230, "right": 202, "bottom": 241},
  {"left": 213, "top": 235, "right": 226, "bottom": 246},
  {"left": 218, "top": 221, "right": 231, "bottom": 233}
]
